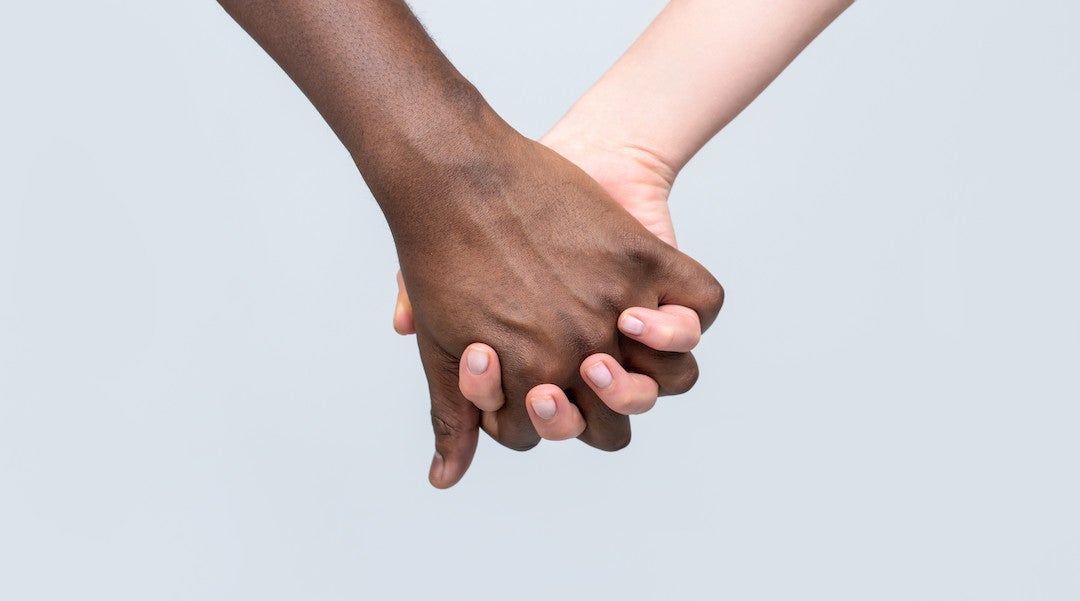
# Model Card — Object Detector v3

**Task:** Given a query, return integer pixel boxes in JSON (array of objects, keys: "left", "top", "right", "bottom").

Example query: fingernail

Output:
[
  {"left": 620, "top": 314, "right": 646, "bottom": 336},
  {"left": 586, "top": 361, "right": 614, "bottom": 389},
  {"left": 429, "top": 451, "right": 444, "bottom": 482},
  {"left": 466, "top": 348, "right": 489, "bottom": 375},
  {"left": 531, "top": 395, "right": 557, "bottom": 421}
]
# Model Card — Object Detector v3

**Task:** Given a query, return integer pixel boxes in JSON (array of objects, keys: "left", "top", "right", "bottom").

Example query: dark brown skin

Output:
[{"left": 216, "top": 0, "right": 723, "bottom": 488}]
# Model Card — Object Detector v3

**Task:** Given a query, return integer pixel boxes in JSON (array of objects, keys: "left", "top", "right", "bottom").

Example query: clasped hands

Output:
[
  {"left": 385, "top": 121, "right": 723, "bottom": 489},
  {"left": 214, "top": 0, "right": 851, "bottom": 490}
]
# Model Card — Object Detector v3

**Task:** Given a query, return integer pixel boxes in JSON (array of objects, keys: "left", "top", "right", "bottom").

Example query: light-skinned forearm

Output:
[{"left": 545, "top": 0, "right": 854, "bottom": 177}]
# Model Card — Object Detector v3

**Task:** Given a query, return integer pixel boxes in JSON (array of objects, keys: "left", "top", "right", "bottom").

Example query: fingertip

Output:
[
  {"left": 459, "top": 343, "right": 504, "bottom": 412},
  {"left": 658, "top": 305, "right": 701, "bottom": 350},
  {"left": 428, "top": 450, "right": 465, "bottom": 489},
  {"left": 526, "top": 384, "right": 563, "bottom": 420},
  {"left": 618, "top": 310, "right": 646, "bottom": 336},
  {"left": 618, "top": 306, "right": 701, "bottom": 353},
  {"left": 428, "top": 451, "right": 449, "bottom": 488},
  {"left": 464, "top": 343, "right": 494, "bottom": 376},
  {"left": 530, "top": 395, "right": 557, "bottom": 421},
  {"left": 393, "top": 271, "right": 416, "bottom": 335},
  {"left": 527, "top": 384, "right": 586, "bottom": 441},
  {"left": 393, "top": 303, "right": 415, "bottom": 335},
  {"left": 428, "top": 429, "right": 478, "bottom": 489},
  {"left": 580, "top": 353, "right": 619, "bottom": 391},
  {"left": 580, "top": 353, "right": 659, "bottom": 416}
]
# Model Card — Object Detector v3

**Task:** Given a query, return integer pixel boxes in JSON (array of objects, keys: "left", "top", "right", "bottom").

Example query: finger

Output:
[
  {"left": 571, "top": 384, "right": 632, "bottom": 451},
  {"left": 458, "top": 343, "right": 505, "bottom": 412},
  {"left": 618, "top": 305, "right": 701, "bottom": 353},
  {"left": 480, "top": 409, "right": 499, "bottom": 441},
  {"left": 485, "top": 358, "right": 567, "bottom": 452},
  {"left": 489, "top": 396, "right": 542, "bottom": 451},
  {"left": 655, "top": 248, "right": 725, "bottom": 332},
  {"left": 579, "top": 353, "right": 659, "bottom": 415},
  {"left": 478, "top": 374, "right": 541, "bottom": 451},
  {"left": 618, "top": 339, "right": 701, "bottom": 397},
  {"left": 393, "top": 270, "right": 416, "bottom": 335},
  {"left": 416, "top": 336, "right": 480, "bottom": 489},
  {"left": 525, "top": 383, "right": 586, "bottom": 441}
]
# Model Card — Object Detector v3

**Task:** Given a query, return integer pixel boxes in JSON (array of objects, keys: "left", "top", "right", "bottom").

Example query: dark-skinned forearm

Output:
[{"left": 216, "top": 0, "right": 513, "bottom": 229}]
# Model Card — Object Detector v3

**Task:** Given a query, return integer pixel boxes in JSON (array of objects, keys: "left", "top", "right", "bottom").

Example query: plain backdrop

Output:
[{"left": 1, "top": 1, "right": 1078, "bottom": 599}]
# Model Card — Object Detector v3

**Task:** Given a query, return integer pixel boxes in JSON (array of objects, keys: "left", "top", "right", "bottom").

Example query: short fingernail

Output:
[
  {"left": 586, "top": 361, "right": 614, "bottom": 389},
  {"left": 531, "top": 395, "right": 557, "bottom": 421},
  {"left": 429, "top": 451, "right": 445, "bottom": 483},
  {"left": 620, "top": 314, "right": 646, "bottom": 336},
  {"left": 466, "top": 348, "right": 489, "bottom": 375}
]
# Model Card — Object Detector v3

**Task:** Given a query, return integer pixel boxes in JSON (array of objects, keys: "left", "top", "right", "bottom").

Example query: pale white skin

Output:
[{"left": 396, "top": 0, "right": 854, "bottom": 452}]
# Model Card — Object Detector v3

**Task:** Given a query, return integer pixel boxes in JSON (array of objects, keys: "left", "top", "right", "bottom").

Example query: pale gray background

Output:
[{"left": 1, "top": 1, "right": 1077, "bottom": 599}]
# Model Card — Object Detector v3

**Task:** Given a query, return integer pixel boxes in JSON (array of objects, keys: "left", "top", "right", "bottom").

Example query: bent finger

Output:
[
  {"left": 580, "top": 353, "right": 659, "bottom": 415},
  {"left": 458, "top": 343, "right": 505, "bottom": 412},
  {"left": 393, "top": 270, "right": 416, "bottom": 335},
  {"left": 618, "top": 305, "right": 701, "bottom": 353},
  {"left": 572, "top": 385, "right": 632, "bottom": 452},
  {"left": 525, "top": 384, "right": 586, "bottom": 441},
  {"left": 618, "top": 341, "right": 701, "bottom": 397}
]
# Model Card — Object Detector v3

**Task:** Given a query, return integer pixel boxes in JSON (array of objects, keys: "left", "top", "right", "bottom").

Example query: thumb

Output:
[
  {"left": 416, "top": 335, "right": 480, "bottom": 489},
  {"left": 393, "top": 270, "right": 416, "bottom": 335}
]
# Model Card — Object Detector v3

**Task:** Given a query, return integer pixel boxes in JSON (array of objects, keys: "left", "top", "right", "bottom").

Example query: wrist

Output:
[
  {"left": 541, "top": 122, "right": 679, "bottom": 247},
  {"left": 348, "top": 77, "right": 514, "bottom": 170},
  {"left": 541, "top": 127, "right": 678, "bottom": 198},
  {"left": 362, "top": 95, "right": 526, "bottom": 243},
  {"left": 542, "top": 116, "right": 679, "bottom": 193}
]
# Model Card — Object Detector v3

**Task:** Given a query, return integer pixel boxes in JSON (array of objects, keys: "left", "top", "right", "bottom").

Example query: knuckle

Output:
[
  {"left": 556, "top": 311, "right": 615, "bottom": 360},
  {"left": 703, "top": 277, "right": 725, "bottom": 315},
  {"left": 493, "top": 410, "right": 542, "bottom": 451},
  {"left": 430, "top": 411, "right": 462, "bottom": 439},
  {"left": 594, "top": 429, "right": 632, "bottom": 452},
  {"left": 660, "top": 324, "right": 680, "bottom": 349},
  {"left": 518, "top": 347, "right": 576, "bottom": 386},
  {"left": 620, "top": 231, "right": 662, "bottom": 272},
  {"left": 604, "top": 392, "right": 638, "bottom": 416},
  {"left": 523, "top": 362, "right": 565, "bottom": 388},
  {"left": 498, "top": 434, "right": 541, "bottom": 452},
  {"left": 603, "top": 396, "right": 629, "bottom": 415},
  {"left": 461, "top": 387, "right": 502, "bottom": 412},
  {"left": 684, "top": 329, "right": 702, "bottom": 351},
  {"left": 662, "top": 362, "right": 700, "bottom": 395},
  {"left": 459, "top": 371, "right": 496, "bottom": 395},
  {"left": 610, "top": 432, "right": 631, "bottom": 451},
  {"left": 684, "top": 273, "right": 724, "bottom": 332},
  {"left": 575, "top": 401, "right": 632, "bottom": 451},
  {"left": 568, "top": 330, "right": 609, "bottom": 361},
  {"left": 538, "top": 422, "right": 583, "bottom": 442}
]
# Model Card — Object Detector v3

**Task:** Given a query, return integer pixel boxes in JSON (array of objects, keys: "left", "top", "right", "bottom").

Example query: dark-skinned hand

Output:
[{"left": 384, "top": 126, "right": 723, "bottom": 488}]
